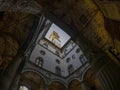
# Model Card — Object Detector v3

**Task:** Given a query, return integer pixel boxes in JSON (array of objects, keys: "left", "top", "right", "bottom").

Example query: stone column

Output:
[
  {"left": 0, "top": 55, "right": 22, "bottom": 90},
  {"left": 97, "top": 61, "right": 120, "bottom": 90},
  {"left": 9, "top": 74, "right": 21, "bottom": 90}
]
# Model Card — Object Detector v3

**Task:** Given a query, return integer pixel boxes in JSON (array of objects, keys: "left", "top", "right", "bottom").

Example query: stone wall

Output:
[{"left": 0, "top": 12, "right": 35, "bottom": 72}]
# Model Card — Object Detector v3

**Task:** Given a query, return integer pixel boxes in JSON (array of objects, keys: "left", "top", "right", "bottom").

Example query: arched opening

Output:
[
  {"left": 68, "top": 64, "right": 74, "bottom": 74},
  {"left": 83, "top": 69, "right": 101, "bottom": 90},
  {"left": 68, "top": 79, "right": 82, "bottom": 90},
  {"left": 79, "top": 55, "right": 87, "bottom": 65},
  {"left": 35, "top": 57, "right": 44, "bottom": 67},
  {"left": 55, "top": 66, "right": 61, "bottom": 75},
  {"left": 19, "top": 71, "right": 45, "bottom": 90},
  {"left": 48, "top": 81, "right": 66, "bottom": 90}
]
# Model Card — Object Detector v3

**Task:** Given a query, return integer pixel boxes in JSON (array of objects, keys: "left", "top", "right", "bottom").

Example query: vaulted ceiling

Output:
[
  {"left": 0, "top": 0, "right": 120, "bottom": 89},
  {"left": 0, "top": 0, "right": 119, "bottom": 70}
]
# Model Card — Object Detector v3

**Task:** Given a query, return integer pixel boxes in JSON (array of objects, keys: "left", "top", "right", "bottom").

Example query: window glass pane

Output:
[
  {"left": 79, "top": 55, "right": 87, "bottom": 64},
  {"left": 35, "top": 59, "right": 39, "bottom": 65},
  {"left": 35, "top": 57, "right": 43, "bottom": 67}
]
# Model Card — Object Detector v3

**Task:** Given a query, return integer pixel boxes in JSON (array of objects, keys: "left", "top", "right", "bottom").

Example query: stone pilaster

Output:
[
  {"left": 9, "top": 74, "right": 21, "bottom": 90},
  {"left": 97, "top": 61, "right": 120, "bottom": 90},
  {"left": 0, "top": 56, "right": 22, "bottom": 90}
]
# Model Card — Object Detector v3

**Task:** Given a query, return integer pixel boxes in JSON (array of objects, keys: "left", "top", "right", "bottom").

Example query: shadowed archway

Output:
[
  {"left": 68, "top": 79, "right": 82, "bottom": 90},
  {"left": 19, "top": 71, "right": 45, "bottom": 90},
  {"left": 48, "top": 81, "right": 66, "bottom": 90}
]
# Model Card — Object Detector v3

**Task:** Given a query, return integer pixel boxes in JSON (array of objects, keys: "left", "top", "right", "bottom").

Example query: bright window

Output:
[
  {"left": 35, "top": 57, "right": 43, "bottom": 67},
  {"left": 45, "top": 23, "right": 71, "bottom": 48},
  {"left": 19, "top": 86, "right": 29, "bottom": 90}
]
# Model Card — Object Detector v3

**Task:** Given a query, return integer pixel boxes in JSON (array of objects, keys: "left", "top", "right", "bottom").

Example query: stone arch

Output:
[
  {"left": 83, "top": 69, "right": 101, "bottom": 90},
  {"left": 20, "top": 71, "right": 46, "bottom": 90},
  {"left": 48, "top": 79, "right": 66, "bottom": 87},
  {"left": 67, "top": 78, "right": 81, "bottom": 88},
  {"left": 81, "top": 66, "right": 91, "bottom": 81},
  {"left": 48, "top": 81, "right": 66, "bottom": 90},
  {"left": 68, "top": 79, "right": 82, "bottom": 90},
  {"left": 22, "top": 69, "right": 48, "bottom": 84}
]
